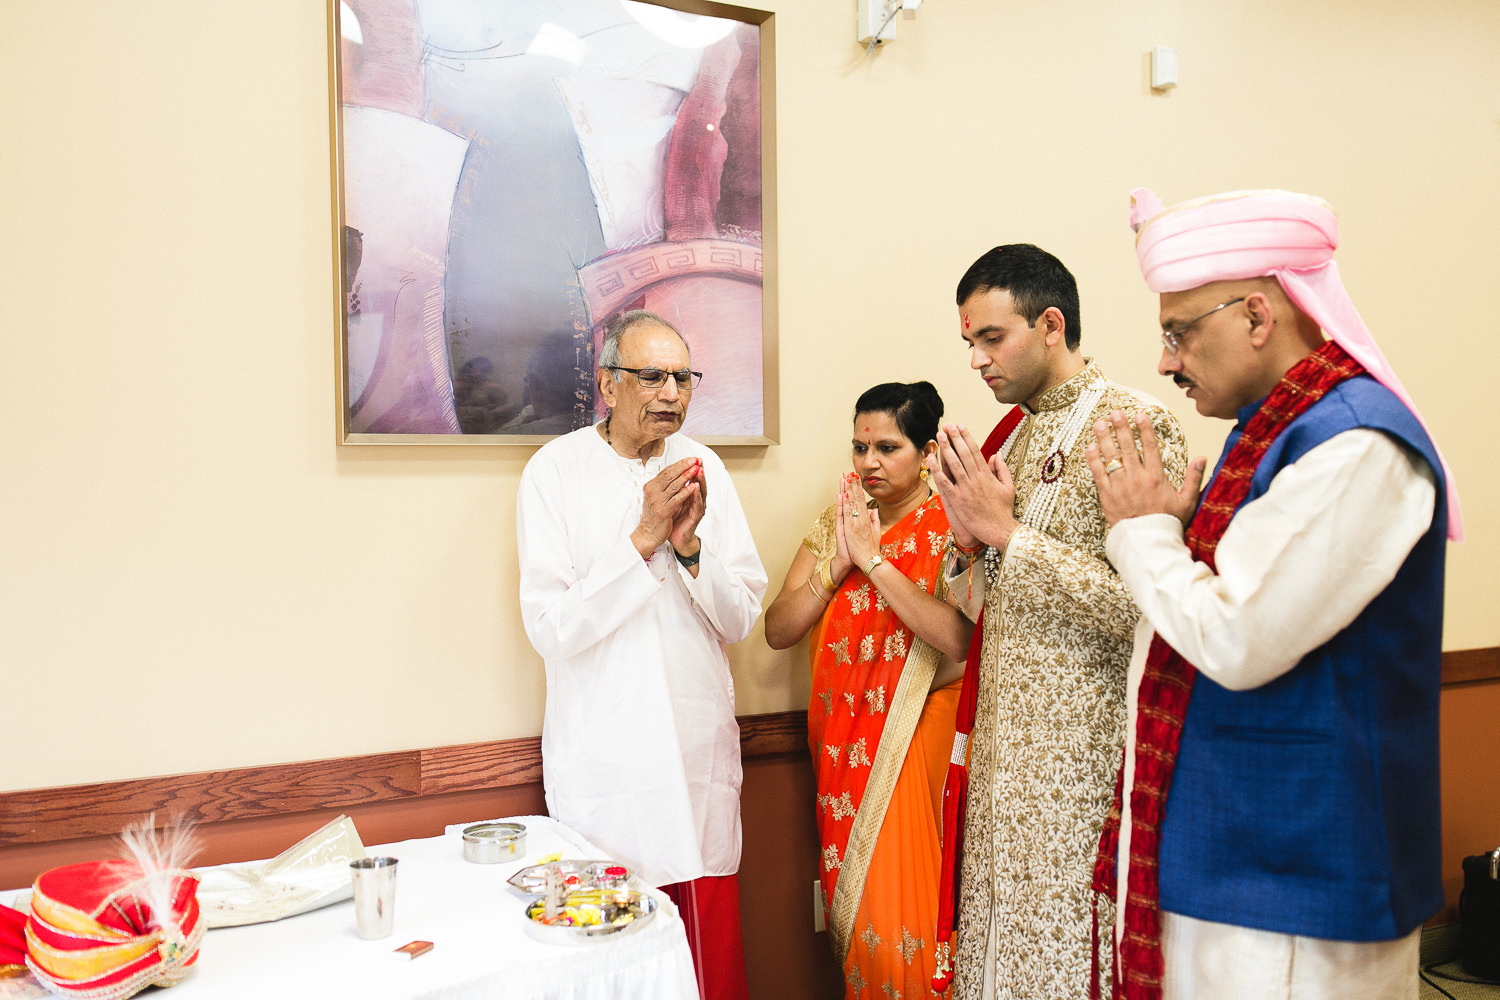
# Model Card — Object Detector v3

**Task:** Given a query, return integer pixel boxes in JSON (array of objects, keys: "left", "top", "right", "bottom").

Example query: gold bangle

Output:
[
  {"left": 819, "top": 560, "right": 836, "bottom": 597},
  {"left": 806, "top": 575, "right": 831, "bottom": 604}
]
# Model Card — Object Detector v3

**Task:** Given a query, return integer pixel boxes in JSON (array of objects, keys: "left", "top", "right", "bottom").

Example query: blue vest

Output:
[{"left": 1157, "top": 376, "right": 1447, "bottom": 941}]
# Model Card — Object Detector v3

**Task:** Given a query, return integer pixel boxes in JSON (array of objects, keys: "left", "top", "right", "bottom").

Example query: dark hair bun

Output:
[
  {"left": 853, "top": 381, "right": 945, "bottom": 447},
  {"left": 909, "top": 381, "right": 943, "bottom": 422}
]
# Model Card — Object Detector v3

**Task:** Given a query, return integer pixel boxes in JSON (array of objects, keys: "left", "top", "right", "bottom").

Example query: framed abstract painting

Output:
[{"left": 330, "top": 0, "right": 776, "bottom": 444}]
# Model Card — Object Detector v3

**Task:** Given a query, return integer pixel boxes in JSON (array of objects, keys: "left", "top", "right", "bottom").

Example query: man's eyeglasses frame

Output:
[
  {"left": 604, "top": 366, "right": 703, "bottom": 390},
  {"left": 1161, "top": 297, "right": 1245, "bottom": 355}
]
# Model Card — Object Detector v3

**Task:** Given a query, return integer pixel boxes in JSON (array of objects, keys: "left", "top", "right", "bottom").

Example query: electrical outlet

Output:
[{"left": 857, "top": 0, "right": 901, "bottom": 45}]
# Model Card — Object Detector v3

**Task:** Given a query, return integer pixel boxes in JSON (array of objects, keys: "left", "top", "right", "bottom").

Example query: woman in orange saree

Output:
[{"left": 766, "top": 382, "right": 974, "bottom": 999}]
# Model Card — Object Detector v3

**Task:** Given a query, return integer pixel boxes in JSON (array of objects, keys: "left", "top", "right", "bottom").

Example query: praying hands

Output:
[
  {"left": 835, "top": 472, "right": 883, "bottom": 575},
  {"left": 925, "top": 422, "right": 1019, "bottom": 552},
  {"left": 1084, "top": 410, "right": 1206, "bottom": 528},
  {"left": 632, "top": 457, "right": 707, "bottom": 565}
]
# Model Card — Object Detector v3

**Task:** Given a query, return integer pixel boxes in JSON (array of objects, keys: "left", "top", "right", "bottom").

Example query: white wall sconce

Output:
[{"left": 859, "top": 0, "right": 922, "bottom": 48}]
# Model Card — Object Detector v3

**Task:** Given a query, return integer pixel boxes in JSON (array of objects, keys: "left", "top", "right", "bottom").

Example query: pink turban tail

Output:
[{"left": 1130, "top": 188, "right": 1463, "bottom": 541}]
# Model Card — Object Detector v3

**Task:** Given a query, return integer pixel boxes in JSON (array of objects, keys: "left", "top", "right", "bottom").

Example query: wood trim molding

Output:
[
  {"left": 6, "top": 644, "right": 1494, "bottom": 849},
  {"left": 0, "top": 711, "right": 809, "bottom": 847},
  {"left": 1441, "top": 646, "right": 1500, "bottom": 687}
]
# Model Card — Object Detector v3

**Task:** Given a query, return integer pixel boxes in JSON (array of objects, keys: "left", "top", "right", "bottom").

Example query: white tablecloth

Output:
[{"left": 5, "top": 815, "right": 699, "bottom": 1000}]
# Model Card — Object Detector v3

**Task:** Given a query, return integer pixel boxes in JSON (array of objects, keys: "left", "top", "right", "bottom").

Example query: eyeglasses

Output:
[
  {"left": 1160, "top": 297, "right": 1245, "bottom": 355},
  {"left": 606, "top": 366, "right": 703, "bottom": 390}
]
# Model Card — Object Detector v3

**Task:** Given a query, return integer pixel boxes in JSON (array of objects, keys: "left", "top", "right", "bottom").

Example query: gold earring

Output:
[{"left": 919, "top": 467, "right": 930, "bottom": 481}]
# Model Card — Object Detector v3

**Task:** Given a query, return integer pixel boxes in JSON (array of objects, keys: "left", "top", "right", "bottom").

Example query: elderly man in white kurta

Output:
[{"left": 517, "top": 310, "right": 767, "bottom": 1000}]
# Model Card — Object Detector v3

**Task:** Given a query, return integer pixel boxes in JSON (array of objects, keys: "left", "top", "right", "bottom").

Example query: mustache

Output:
[{"left": 1172, "top": 373, "right": 1195, "bottom": 388}]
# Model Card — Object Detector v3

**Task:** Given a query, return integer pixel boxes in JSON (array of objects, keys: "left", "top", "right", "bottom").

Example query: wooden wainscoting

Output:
[
  {"left": 6, "top": 646, "right": 1492, "bottom": 850},
  {"left": 1440, "top": 646, "right": 1500, "bottom": 686},
  {"left": 0, "top": 711, "right": 809, "bottom": 849}
]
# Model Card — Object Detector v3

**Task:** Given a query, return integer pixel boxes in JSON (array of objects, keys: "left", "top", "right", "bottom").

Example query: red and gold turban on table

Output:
[
  {"left": 1, "top": 903, "right": 26, "bottom": 972},
  {"left": 1128, "top": 187, "right": 1463, "bottom": 540},
  {"left": 18, "top": 857, "right": 203, "bottom": 1000}
]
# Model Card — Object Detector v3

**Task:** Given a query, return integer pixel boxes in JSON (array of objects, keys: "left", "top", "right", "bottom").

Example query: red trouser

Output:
[{"left": 661, "top": 874, "right": 750, "bottom": 1000}]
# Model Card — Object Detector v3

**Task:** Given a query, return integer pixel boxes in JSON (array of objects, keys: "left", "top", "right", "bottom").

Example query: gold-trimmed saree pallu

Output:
[{"left": 805, "top": 494, "right": 958, "bottom": 999}]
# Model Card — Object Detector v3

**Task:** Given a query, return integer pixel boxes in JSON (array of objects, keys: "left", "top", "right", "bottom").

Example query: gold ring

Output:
[{"left": 1103, "top": 458, "right": 1124, "bottom": 475}]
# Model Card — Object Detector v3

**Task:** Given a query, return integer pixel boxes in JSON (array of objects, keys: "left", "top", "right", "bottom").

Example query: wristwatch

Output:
[
  {"left": 675, "top": 546, "right": 702, "bottom": 569},
  {"left": 864, "top": 553, "right": 885, "bottom": 575}
]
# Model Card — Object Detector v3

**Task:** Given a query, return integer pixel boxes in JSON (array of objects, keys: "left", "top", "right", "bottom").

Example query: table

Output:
[{"left": 6, "top": 815, "right": 699, "bottom": 1000}]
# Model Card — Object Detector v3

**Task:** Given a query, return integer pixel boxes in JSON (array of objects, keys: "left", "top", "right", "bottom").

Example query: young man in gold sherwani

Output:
[{"left": 927, "top": 244, "right": 1187, "bottom": 999}]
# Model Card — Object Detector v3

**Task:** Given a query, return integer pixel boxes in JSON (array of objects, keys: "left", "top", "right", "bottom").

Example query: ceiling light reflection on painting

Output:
[
  {"left": 340, "top": 2, "right": 363, "bottom": 44},
  {"left": 621, "top": 0, "right": 738, "bottom": 49},
  {"left": 526, "top": 23, "right": 588, "bottom": 64}
]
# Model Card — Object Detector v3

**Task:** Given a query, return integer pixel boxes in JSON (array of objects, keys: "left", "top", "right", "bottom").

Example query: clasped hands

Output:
[
  {"left": 632, "top": 457, "right": 707, "bottom": 561},
  {"left": 830, "top": 472, "right": 882, "bottom": 581},
  {"left": 1084, "top": 410, "right": 1206, "bottom": 528},
  {"left": 924, "top": 423, "right": 1019, "bottom": 552}
]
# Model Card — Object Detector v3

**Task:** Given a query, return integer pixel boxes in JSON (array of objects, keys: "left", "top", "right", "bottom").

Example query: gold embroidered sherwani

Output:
[{"left": 952, "top": 362, "right": 1187, "bottom": 1000}]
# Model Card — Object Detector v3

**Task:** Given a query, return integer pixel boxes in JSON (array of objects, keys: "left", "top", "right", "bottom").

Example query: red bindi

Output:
[{"left": 963, "top": 314, "right": 970, "bottom": 330}]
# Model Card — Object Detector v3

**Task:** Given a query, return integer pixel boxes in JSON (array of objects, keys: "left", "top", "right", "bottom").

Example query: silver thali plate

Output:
[
  {"left": 506, "top": 859, "right": 633, "bottom": 898},
  {"left": 522, "top": 890, "right": 657, "bottom": 946}
]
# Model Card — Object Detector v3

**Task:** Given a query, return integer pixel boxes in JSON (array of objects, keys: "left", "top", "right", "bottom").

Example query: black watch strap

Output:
[{"left": 674, "top": 546, "right": 702, "bottom": 568}]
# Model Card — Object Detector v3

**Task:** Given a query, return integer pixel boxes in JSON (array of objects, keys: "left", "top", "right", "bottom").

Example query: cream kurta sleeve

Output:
[{"left": 1106, "top": 429, "right": 1436, "bottom": 692}]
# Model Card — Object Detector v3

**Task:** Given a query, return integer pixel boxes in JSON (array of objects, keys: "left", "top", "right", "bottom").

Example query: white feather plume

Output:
[{"left": 115, "top": 813, "right": 202, "bottom": 936}]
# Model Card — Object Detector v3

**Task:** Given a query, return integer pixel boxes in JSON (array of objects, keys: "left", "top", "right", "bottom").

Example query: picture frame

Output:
[{"left": 328, "top": 0, "right": 777, "bottom": 445}]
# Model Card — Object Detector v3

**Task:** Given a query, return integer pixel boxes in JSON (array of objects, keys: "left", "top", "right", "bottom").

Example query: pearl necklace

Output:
[{"left": 984, "top": 382, "right": 1105, "bottom": 588}]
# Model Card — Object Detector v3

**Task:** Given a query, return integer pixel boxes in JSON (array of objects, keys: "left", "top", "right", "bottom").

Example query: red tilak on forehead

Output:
[{"left": 963, "top": 315, "right": 970, "bottom": 330}]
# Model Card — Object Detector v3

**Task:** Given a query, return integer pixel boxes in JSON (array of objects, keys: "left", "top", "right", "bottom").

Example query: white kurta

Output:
[
  {"left": 517, "top": 426, "right": 768, "bottom": 887},
  {"left": 1107, "top": 428, "right": 1436, "bottom": 1000}
]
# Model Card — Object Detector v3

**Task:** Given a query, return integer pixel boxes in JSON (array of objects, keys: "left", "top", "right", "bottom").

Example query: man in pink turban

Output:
[{"left": 1084, "top": 189, "right": 1460, "bottom": 1000}]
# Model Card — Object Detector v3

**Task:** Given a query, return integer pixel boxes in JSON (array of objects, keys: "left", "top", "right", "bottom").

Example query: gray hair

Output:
[{"left": 598, "top": 310, "right": 690, "bottom": 381}]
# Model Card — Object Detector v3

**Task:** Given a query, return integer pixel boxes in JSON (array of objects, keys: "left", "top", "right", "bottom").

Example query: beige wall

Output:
[{"left": 4, "top": 0, "right": 1496, "bottom": 791}]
